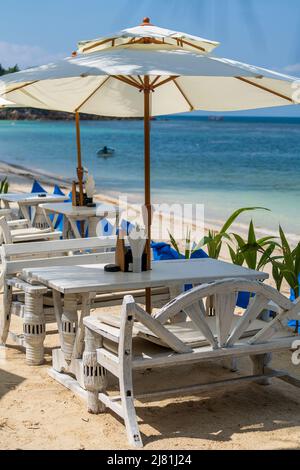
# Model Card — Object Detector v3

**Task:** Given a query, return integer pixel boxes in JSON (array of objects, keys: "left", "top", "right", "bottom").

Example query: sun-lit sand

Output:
[{"left": 0, "top": 161, "right": 299, "bottom": 450}]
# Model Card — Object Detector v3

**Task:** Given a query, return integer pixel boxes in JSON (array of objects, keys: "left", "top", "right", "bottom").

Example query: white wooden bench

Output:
[
  {"left": 0, "top": 216, "right": 62, "bottom": 244},
  {"left": 78, "top": 279, "right": 300, "bottom": 448},
  {"left": 0, "top": 237, "right": 170, "bottom": 364}
]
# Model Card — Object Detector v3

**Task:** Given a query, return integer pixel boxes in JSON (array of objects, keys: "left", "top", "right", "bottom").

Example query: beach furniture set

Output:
[{"left": 1, "top": 234, "right": 300, "bottom": 447}]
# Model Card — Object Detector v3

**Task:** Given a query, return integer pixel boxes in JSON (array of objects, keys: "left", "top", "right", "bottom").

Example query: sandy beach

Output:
[{"left": 0, "top": 161, "right": 299, "bottom": 450}]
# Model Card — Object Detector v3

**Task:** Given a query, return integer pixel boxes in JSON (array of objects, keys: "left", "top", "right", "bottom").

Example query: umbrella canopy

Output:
[
  {"left": 0, "top": 48, "right": 297, "bottom": 115},
  {"left": 77, "top": 17, "right": 220, "bottom": 55},
  {"left": 0, "top": 97, "right": 17, "bottom": 108}
]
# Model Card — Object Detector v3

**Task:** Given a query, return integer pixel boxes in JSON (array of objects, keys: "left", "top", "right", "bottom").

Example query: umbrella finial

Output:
[{"left": 141, "top": 17, "right": 153, "bottom": 26}]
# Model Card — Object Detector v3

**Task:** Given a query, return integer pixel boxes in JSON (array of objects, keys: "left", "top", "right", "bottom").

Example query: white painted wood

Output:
[
  {"left": 248, "top": 300, "right": 300, "bottom": 345},
  {"left": 251, "top": 353, "right": 272, "bottom": 385},
  {"left": 22, "top": 263, "right": 269, "bottom": 296},
  {"left": 132, "top": 372, "right": 284, "bottom": 402},
  {"left": 98, "top": 393, "right": 125, "bottom": 419},
  {"left": 2, "top": 236, "right": 116, "bottom": 257},
  {"left": 134, "top": 303, "right": 192, "bottom": 354},
  {"left": 0, "top": 193, "right": 67, "bottom": 205},
  {"left": 96, "top": 347, "right": 120, "bottom": 377},
  {"left": 265, "top": 367, "right": 300, "bottom": 388},
  {"left": 0, "top": 283, "right": 12, "bottom": 345},
  {"left": 83, "top": 327, "right": 107, "bottom": 414},
  {"left": 227, "top": 294, "right": 269, "bottom": 347},
  {"left": 73, "top": 293, "right": 94, "bottom": 360},
  {"left": 132, "top": 336, "right": 300, "bottom": 371},
  {"left": 183, "top": 301, "right": 218, "bottom": 349},
  {"left": 42, "top": 202, "right": 120, "bottom": 239},
  {"left": 118, "top": 297, "right": 143, "bottom": 448},
  {"left": 155, "top": 279, "right": 291, "bottom": 326},
  {"left": 0, "top": 216, "right": 62, "bottom": 244},
  {"left": 215, "top": 293, "right": 237, "bottom": 347},
  {"left": 48, "top": 368, "right": 88, "bottom": 401}
]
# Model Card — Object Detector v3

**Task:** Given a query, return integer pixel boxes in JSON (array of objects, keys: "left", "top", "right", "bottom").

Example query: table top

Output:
[
  {"left": 22, "top": 258, "right": 268, "bottom": 295},
  {"left": 41, "top": 202, "right": 119, "bottom": 218},
  {"left": 0, "top": 193, "right": 67, "bottom": 204}
]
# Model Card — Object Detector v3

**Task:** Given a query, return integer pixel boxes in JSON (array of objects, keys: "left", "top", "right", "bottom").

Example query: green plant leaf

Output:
[{"left": 220, "top": 207, "right": 270, "bottom": 234}]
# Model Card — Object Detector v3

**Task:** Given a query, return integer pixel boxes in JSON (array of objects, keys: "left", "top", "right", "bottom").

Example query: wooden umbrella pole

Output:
[
  {"left": 144, "top": 75, "right": 152, "bottom": 313},
  {"left": 75, "top": 112, "right": 85, "bottom": 207}
]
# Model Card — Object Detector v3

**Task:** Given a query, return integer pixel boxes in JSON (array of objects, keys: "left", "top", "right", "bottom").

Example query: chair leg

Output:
[
  {"left": 251, "top": 353, "right": 272, "bottom": 385},
  {"left": 222, "top": 357, "right": 238, "bottom": 372},
  {"left": 120, "top": 374, "right": 143, "bottom": 448},
  {"left": 0, "top": 284, "right": 12, "bottom": 346}
]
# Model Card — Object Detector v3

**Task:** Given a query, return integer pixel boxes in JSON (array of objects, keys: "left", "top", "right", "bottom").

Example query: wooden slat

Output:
[
  {"left": 226, "top": 294, "right": 268, "bottom": 347},
  {"left": 6, "top": 252, "right": 115, "bottom": 275},
  {"left": 134, "top": 303, "right": 193, "bottom": 354},
  {"left": 155, "top": 279, "right": 292, "bottom": 325},
  {"left": 96, "top": 348, "right": 120, "bottom": 377},
  {"left": 184, "top": 301, "right": 218, "bottom": 349},
  {"left": 133, "top": 371, "right": 285, "bottom": 402},
  {"left": 215, "top": 293, "right": 237, "bottom": 347},
  {"left": 98, "top": 393, "right": 125, "bottom": 419},
  {"left": 2, "top": 236, "right": 116, "bottom": 257},
  {"left": 6, "top": 278, "right": 48, "bottom": 295},
  {"left": 132, "top": 336, "right": 298, "bottom": 370}
]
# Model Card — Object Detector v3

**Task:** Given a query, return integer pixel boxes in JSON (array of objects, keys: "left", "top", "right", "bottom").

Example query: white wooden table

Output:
[
  {"left": 41, "top": 202, "right": 120, "bottom": 239},
  {"left": 0, "top": 193, "right": 67, "bottom": 227},
  {"left": 21, "top": 258, "right": 268, "bottom": 392}
]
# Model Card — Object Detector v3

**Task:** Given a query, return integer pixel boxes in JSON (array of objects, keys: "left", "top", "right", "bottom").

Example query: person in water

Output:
[{"left": 103, "top": 146, "right": 108, "bottom": 154}]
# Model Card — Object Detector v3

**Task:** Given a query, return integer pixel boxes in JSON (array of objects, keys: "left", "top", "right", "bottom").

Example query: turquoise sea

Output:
[{"left": 0, "top": 116, "right": 299, "bottom": 239}]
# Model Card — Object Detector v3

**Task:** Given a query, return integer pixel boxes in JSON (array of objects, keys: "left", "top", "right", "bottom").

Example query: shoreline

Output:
[{"left": 0, "top": 159, "right": 297, "bottom": 245}]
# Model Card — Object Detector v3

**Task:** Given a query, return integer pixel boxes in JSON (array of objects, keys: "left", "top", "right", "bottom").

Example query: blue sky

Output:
[{"left": 1, "top": 0, "right": 300, "bottom": 116}]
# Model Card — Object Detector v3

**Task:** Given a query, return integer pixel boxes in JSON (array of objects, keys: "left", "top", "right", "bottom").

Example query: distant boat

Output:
[
  {"left": 208, "top": 116, "right": 224, "bottom": 121},
  {"left": 97, "top": 146, "right": 115, "bottom": 158}
]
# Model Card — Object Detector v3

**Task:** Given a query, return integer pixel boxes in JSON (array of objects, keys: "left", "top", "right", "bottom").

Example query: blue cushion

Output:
[
  {"left": 151, "top": 242, "right": 209, "bottom": 292},
  {"left": 290, "top": 275, "right": 300, "bottom": 332},
  {"left": 236, "top": 292, "right": 252, "bottom": 309},
  {"left": 31, "top": 180, "right": 47, "bottom": 194},
  {"left": 151, "top": 242, "right": 208, "bottom": 262},
  {"left": 53, "top": 185, "right": 66, "bottom": 196}
]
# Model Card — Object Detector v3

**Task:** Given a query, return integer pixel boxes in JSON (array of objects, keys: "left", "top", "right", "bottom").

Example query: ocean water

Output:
[{"left": 0, "top": 116, "right": 299, "bottom": 239}]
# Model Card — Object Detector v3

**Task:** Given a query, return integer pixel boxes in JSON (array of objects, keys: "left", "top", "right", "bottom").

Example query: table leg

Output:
[
  {"left": 18, "top": 203, "right": 33, "bottom": 226},
  {"left": 83, "top": 327, "right": 107, "bottom": 414},
  {"left": 23, "top": 292, "right": 46, "bottom": 366},
  {"left": 88, "top": 217, "right": 99, "bottom": 238},
  {"left": 42, "top": 208, "right": 55, "bottom": 231},
  {"left": 72, "top": 293, "right": 95, "bottom": 360},
  {"left": 68, "top": 217, "right": 82, "bottom": 239},
  {"left": 61, "top": 293, "right": 79, "bottom": 362}
]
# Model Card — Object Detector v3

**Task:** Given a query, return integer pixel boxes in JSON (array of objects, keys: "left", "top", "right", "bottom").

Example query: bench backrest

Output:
[
  {"left": 119, "top": 279, "right": 299, "bottom": 355},
  {"left": 0, "top": 236, "right": 117, "bottom": 277}
]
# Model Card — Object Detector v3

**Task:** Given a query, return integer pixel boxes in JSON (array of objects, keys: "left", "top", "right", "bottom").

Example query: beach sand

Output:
[{"left": 0, "top": 162, "right": 299, "bottom": 450}]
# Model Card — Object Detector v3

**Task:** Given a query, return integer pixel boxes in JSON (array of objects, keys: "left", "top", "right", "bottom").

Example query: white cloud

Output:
[
  {"left": 0, "top": 41, "right": 64, "bottom": 69},
  {"left": 283, "top": 63, "right": 300, "bottom": 73}
]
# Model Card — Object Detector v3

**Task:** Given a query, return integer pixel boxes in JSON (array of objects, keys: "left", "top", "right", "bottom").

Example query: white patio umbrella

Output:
[
  {"left": 0, "top": 18, "right": 298, "bottom": 310},
  {"left": 0, "top": 97, "right": 17, "bottom": 108}
]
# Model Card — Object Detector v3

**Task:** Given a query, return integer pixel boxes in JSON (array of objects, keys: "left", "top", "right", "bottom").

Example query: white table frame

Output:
[
  {"left": 21, "top": 259, "right": 268, "bottom": 381},
  {"left": 41, "top": 202, "right": 120, "bottom": 239},
  {"left": 0, "top": 193, "right": 67, "bottom": 227}
]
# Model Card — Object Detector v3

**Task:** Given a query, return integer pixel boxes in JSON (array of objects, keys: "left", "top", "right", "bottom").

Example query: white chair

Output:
[
  {"left": 0, "top": 216, "right": 62, "bottom": 244},
  {"left": 82, "top": 279, "right": 300, "bottom": 448}
]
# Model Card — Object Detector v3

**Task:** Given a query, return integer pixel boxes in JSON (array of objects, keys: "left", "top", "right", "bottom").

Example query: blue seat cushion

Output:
[{"left": 31, "top": 180, "right": 47, "bottom": 194}]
